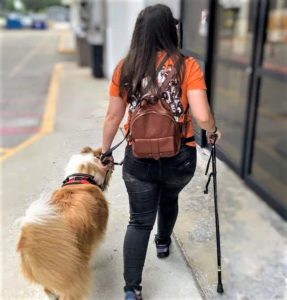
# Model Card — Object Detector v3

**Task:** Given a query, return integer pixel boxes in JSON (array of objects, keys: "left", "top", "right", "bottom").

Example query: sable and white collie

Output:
[{"left": 17, "top": 147, "right": 110, "bottom": 300}]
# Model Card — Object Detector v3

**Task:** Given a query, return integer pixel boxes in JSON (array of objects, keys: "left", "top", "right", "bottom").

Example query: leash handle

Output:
[
  {"left": 204, "top": 133, "right": 218, "bottom": 179},
  {"left": 101, "top": 130, "right": 129, "bottom": 165}
]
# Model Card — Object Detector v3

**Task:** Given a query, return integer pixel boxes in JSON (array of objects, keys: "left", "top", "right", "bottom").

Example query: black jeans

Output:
[{"left": 122, "top": 145, "right": 197, "bottom": 292}]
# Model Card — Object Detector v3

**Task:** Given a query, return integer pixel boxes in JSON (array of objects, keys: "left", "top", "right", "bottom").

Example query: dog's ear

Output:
[
  {"left": 102, "top": 169, "right": 112, "bottom": 191},
  {"left": 93, "top": 147, "right": 102, "bottom": 158},
  {"left": 81, "top": 146, "right": 94, "bottom": 154}
]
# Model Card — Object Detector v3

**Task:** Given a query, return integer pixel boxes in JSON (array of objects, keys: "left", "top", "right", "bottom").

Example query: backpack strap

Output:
[
  {"left": 157, "top": 57, "right": 189, "bottom": 119},
  {"left": 159, "top": 56, "right": 183, "bottom": 93},
  {"left": 142, "top": 54, "right": 169, "bottom": 94},
  {"left": 159, "top": 66, "right": 177, "bottom": 93}
]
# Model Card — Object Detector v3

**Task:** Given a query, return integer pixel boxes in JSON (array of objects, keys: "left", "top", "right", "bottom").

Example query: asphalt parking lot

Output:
[{"left": 1, "top": 30, "right": 73, "bottom": 153}]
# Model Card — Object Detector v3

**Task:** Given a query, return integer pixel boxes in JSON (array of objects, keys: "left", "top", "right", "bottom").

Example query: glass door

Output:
[
  {"left": 247, "top": 0, "right": 287, "bottom": 214},
  {"left": 212, "top": 0, "right": 257, "bottom": 169},
  {"left": 181, "top": 0, "right": 210, "bottom": 143}
]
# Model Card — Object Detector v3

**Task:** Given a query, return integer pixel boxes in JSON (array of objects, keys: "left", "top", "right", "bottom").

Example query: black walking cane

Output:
[{"left": 203, "top": 135, "right": 224, "bottom": 294}]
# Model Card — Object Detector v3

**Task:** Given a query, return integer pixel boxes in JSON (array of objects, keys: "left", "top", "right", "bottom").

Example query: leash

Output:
[
  {"left": 99, "top": 129, "right": 129, "bottom": 190},
  {"left": 101, "top": 134, "right": 195, "bottom": 167},
  {"left": 100, "top": 130, "right": 129, "bottom": 166},
  {"left": 203, "top": 135, "right": 224, "bottom": 294}
]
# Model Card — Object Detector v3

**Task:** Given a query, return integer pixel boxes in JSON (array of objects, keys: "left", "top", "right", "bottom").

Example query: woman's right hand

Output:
[
  {"left": 206, "top": 128, "right": 222, "bottom": 144},
  {"left": 98, "top": 155, "right": 114, "bottom": 172}
]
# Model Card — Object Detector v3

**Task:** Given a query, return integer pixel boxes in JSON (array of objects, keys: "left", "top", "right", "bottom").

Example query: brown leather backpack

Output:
[{"left": 129, "top": 56, "right": 188, "bottom": 159}]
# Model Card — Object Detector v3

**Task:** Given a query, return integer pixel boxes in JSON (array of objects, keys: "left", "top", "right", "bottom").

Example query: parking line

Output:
[
  {"left": 0, "top": 127, "right": 38, "bottom": 134},
  {"left": 9, "top": 35, "right": 50, "bottom": 78},
  {"left": 0, "top": 133, "right": 44, "bottom": 160},
  {"left": 0, "top": 147, "right": 12, "bottom": 153},
  {"left": 0, "top": 63, "right": 63, "bottom": 163},
  {"left": 40, "top": 63, "right": 63, "bottom": 134}
]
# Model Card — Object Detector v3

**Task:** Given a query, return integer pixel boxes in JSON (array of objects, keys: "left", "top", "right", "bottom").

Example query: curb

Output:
[{"left": 58, "top": 31, "right": 76, "bottom": 55}]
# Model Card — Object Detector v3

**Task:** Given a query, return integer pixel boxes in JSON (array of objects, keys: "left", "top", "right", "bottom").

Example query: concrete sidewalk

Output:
[
  {"left": 174, "top": 149, "right": 287, "bottom": 300},
  {"left": 1, "top": 63, "right": 203, "bottom": 300},
  {"left": 2, "top": 62, "right": 286, "bottom": 300}
]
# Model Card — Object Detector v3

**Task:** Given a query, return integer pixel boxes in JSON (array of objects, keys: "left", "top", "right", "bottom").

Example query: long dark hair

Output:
[{"left": 118, "top": 4, "right": 185, "bottom": 102}]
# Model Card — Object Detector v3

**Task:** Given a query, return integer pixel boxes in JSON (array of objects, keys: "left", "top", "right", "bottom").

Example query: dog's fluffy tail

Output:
[{"left": 17, "top": 194, "right": 90, "bottom": 299}]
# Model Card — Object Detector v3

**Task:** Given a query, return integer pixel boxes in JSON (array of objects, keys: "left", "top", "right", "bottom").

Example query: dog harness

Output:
[{"left": 62, "top": 173, "right": 104, "bottom": 191}]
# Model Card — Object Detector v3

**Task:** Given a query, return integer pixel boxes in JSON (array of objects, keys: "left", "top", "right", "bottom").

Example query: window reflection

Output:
[
  {"left": 182, "top": 0, "right": 209, "bottom": 56},
  {"left": 213, "top": 64, "right": 248, "bottom": 165},
  {"left": 252, "top": 78, "right": 287, "bottom": 200},
  {"left": 263, "top": 0, "right": 287, "bottom": 72},
  {"left": 217, "top": 0, "right": 255, "bottom": 63}
]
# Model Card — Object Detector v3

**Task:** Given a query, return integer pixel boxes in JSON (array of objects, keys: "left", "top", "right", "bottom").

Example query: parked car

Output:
[
  {"left": 31, "top": 14, "right": 47, "bottom": 30},
  {"left": 20, "top": 15, "right": 33, "bottom": 28},
  {"left": 6, "top": 13, "right": 22, "bottom": 29}
]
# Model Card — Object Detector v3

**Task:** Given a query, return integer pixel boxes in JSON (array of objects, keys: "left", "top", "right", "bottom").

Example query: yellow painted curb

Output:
[
  {"left": 0, "top": 147, "right": 12, "bottom": 153},
  {"left": 40, "top": 63, "right": 63, "bottom": 134},
  {"left": 0, "top": 133, "right": 44, "bottom": 162},
  {"left": 59, "top": 48, "right": 76, "bottom": 55},
  {"left": 58, "top": 32, "right": 76, "bottom": 55},
  {"left": 0, "top": 63, "right": 63, "bottom": 163}
]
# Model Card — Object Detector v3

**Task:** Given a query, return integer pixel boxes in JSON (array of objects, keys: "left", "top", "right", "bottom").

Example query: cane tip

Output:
[{"left": 217, "top": 283, "right": 224, "bottom": 293}]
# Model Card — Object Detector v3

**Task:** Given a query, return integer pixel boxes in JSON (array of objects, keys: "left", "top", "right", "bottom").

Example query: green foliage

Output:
[
  {"left": 21, "top": 0, "right": 62, "bottom": 12},
  {"left": 4, "top": 0, "right": 16, "bottom": 10}
]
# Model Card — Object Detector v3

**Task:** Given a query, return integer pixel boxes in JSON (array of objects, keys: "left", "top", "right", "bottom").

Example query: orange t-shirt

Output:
[{"left": 109, "top": 52, "right": 207, "bottom": 147}]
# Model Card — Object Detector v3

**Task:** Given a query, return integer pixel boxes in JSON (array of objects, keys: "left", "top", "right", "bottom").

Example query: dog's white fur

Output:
[
  {"left": 18, "top": 192, "right": 57, "bottom": 227},
  {"left": 65, "top": 153, "right": 105, "bottom": 186},
  {"left": 18, "top": 153, "right": 98, "bottom": 228},
  {"left": 17, "top": 148, "right": 110, "bottom": 300},
  {"left": 64, "top": 153, "right": 94, "bottom": 177}
]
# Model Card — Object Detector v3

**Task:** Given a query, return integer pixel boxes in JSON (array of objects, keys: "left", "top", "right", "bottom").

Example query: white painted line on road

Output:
[{"left": 8, "top": 36, "right": 51, "bottom": 78}]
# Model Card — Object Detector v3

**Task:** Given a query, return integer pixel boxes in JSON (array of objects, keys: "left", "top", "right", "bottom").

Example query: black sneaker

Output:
[
  {"left": 155, "top": 235, "right": 171, "bottom": 258},
  {"left": 124, "top": 289, "right": 142, "bottom": 300}
]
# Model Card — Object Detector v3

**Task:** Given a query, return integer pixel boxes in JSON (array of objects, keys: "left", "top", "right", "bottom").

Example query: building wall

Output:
[
  {"left": 106, "top": 0, "right": 144, "bottom": 79},
  {"left": 105, "top": 0, "right": 180, "bottom": 79}
]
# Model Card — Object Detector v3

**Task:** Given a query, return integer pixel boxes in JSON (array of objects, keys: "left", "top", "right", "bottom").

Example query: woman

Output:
[{"left": 101, "top": 4, "right": 221, "bottom": 300}]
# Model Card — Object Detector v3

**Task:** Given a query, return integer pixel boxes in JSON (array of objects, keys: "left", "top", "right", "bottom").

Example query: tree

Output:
[
  {"left": 21, "top": 0, "right": 62, "bottom": 12},
  {"left": 3, "top": 0, "right": 16, "bottom": 11}
]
